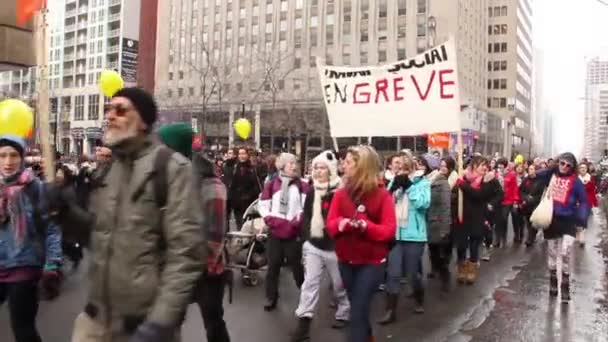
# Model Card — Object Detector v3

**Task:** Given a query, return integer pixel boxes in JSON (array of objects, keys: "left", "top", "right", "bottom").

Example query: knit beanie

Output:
[
  {"left": 276, "top": 152, "right": 297, "bottom": 171},
  {"left": 113, "top": 87, "right": 158, "bottom": 130},
  {"left": 157, "top": 123, "right": 194, "bottom": 159},
  {"left": 0, "top": 135, "right": 26, "bottom": 157},
  {"left": 312, "top": 150, "right": 339, "bottom": 182}
]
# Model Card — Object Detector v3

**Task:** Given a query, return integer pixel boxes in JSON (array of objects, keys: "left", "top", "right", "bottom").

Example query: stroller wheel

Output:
[{"left": 242, "top": 273, "right": 259, "bottom": 287}]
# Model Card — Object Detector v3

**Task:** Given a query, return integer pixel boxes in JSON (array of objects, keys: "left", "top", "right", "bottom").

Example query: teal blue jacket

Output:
[{"left": 393, "top": 175, "right": 431, "bottom": 242}]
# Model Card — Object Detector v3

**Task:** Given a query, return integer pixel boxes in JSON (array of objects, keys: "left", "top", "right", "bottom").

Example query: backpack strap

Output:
[{"left": 153, "top": 147, "right": 174, "bottom": 209}]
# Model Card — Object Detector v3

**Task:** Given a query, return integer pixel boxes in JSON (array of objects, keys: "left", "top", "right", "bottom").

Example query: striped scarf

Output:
[{"left": 0, "top": 169, "right": 35, "bottom": 247}]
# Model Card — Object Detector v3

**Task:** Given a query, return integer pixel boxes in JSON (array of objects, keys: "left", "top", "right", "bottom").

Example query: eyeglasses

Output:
[
  {"left": 104, "top": 103, "right": 133, "bottom": 116},
  {"left": 559, "top": 161, "right": 572, "bottom": 169}
]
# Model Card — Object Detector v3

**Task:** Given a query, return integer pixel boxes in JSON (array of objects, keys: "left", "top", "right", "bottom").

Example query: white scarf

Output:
[
  {"left": 310, "top": 182, "right": 329, "bottom": 238},
  {"left": 579, "top": 173, "right": 591, "bottom": 184}
]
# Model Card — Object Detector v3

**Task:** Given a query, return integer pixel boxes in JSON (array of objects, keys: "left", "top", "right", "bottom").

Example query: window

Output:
[
  {"left": 266, "top": 3, "right": 273, "bottom": 14},
  {"left": 493, "top": 25, "right": 500, "bottom": 35},
  {"left": 397, "top": 48, "right": 406, "bottom": 60},
  {"left": 278, "top": 79, "right": 285, "bottom": 90},
  {"left": 500, "top": 79, "right": 507, "bottom": 89},
  {"left": 295, "top": 17, "right": 303, "bottom": 29},
  {"left": 488, "top": 7, "right": 493, "bottom": 17},
  {"left": 398, "top": 16, "right": 406, "bottom": 38},
  {"left": 361, "top": 0, "right": 369, "bottom": 20},
  {"left": 75, "top": 95, "right": 85, "bottom": 120},
  {"left": 179, "top": 71, "right": 184, "bottom": 79},
  {"left": 280, "top": 0, "right": 287, "bottom": 11},
  {"left": 379, "top": 0, "right": 387, "bottom": 18},
  {"left": 501, "top": 6, "right": 507, "bottom": 16},
  {"left": 360, "top": 51, "right": 368, "bottom": 64},
  {"left": 417, "top": 23, "right": 426, "bottom": 37},
  {"left": 343, "top": 53, "right": 351, "bottom": 64},
  {"left": 310, "top": 28, "right": 318, "bottom": 46},
  {"left": 501, "top": 43, "right": 507, "bottom": 52},
  {"left": 487, "top": 79, "right": 492, "bottom": 89},
  {"left": 493, "top": 43, "right": 500, "bottom": 53},
  {"left": 417, "top": 0, "right": 426, "bottom": 13},
  {"left": 169, "top": 72, "right": 173, "bottom": 80},
  {"left": 326, "top": 26, "right": 334, "bottom": 45},
  {"left": 488, "top": 44, "right": 492, "bottom": 53},
  {"left": 378, "top": 50, "right": 387, "bottom": 62},
  {"left": 236, "top": 83, "right": 243, "bottom": 92},
  {"left": 280, "top": 20, "right": 287, "bottom": 31},
  {"left": 294, "top": 57, "right": 301, "bottom": 69},
  {"left": 296, "top": 0, "right": 303, "bottom": 9},
  {"left": 189, "top": 87, "right": 194, "bottom": 96},
  {"left": 311, "top": 16, "right": 318, "bottom": 27},
  {"left": 487, "top": 61, "right": 492, "bottom": 71},
  {"left": 178, "top": 88, "right": 183, "bottom": 97},
  {"left": 488, "top": 25, "right": 492, "bottom": 35},
  {"left": 493, "top": 79, "right": 499, "bottom": 89},
  {"left": 309, "top": 58, "right": 316, "bottom": 67},
  {"left": 501, "top": 60, "right": 507, "bottom": 70},
  {"left": 501, "top": 24, "right": 507, "bottom": 34},
  {"left": 500, "top": 98, "right": 507, "bottom": 108},
  {"left": 398, "top": 0, "right": 406, "bottom": 16},
  {"left": 327, "top": 14, "right": 335, "bottom": 25},
  {"left": 88, "top": 95, "right": 99, "bottom": 120},
  {"left": 97, "top": 56, "right": 102, "bottom": 69},
  {"left": 493, "top": 61, "right": 500, "bottom": 71}
]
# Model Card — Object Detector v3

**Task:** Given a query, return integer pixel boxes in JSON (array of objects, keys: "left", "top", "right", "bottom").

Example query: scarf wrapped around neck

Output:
[
  {"left": 279, "top": 173, "right": 295, "bottom": 216},
  {"left": 464, "top": 168, "right": 483, "bottom": 189},
  {"left": 579, "top": 173, "right": 591, "bottom": 184},
  {"left": 0, "top": 169, "right": 36, "bottom": 247}
]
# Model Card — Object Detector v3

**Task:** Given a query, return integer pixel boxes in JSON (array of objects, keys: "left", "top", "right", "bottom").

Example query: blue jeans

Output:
[
  {"left": 386, "top": 241, "right": 425, "bottom": 295},
  {"left": 339, "top": 263, "right": 384, "bottom": 342}
]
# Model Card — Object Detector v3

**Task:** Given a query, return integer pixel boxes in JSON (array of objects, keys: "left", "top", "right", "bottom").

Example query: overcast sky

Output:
[{"left": 535, "top": 0, "right": 608, "bottom": 156}]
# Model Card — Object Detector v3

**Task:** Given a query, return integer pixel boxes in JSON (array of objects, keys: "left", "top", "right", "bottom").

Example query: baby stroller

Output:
[{"left": 225, "top": 199, "right": 268, "bottom": 286}]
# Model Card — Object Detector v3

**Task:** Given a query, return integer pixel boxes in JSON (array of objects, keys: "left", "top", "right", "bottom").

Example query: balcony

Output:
[
  {"left": 64, "top": 38, "right": 75, "bottom": 46},
  {"left": 107, "top": 61, "right": 118, "bottom": 70},
  {"left": 76, "top": 52, "right": 86, "bottom": 60},
  {"left": 108, "top": 29, "right": 120, "bottom": 37},
  {"left": 65, "top": 23, "right": 76, "bottom": 32},
  {"left": 76, "top": 36, "right": 87, "bottom": 45},
  {"left": 110, "top": 0, "right": 121, "bottom": 6},
  {"left": 64, "top": 68, "right": 74, "bottom": 75},
  {"left": 76, "top": 68, "right": 86, "bottom": 74},
  {"left": 107, "top": 45, "right": 119, "bottom": 54},
  {"left": 108, "top": 13, "right": 120, "bottom": 21},
  {"left": 78, "top": 6, "right": 88, "bottom": 14},
  {"left": 64, "top": 53, "right": 75, "bottom": 60},
  {"left": 66, "top": 9, "right": 77, "bottom": 17},
  {"left": 77, "top": 22, "right": 88, "bottom": 30}
]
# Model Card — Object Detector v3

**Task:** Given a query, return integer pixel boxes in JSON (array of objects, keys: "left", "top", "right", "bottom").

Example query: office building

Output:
[
  {"left": 0, "top": 0, "right": 141, "bottom": 156},
  {"left": 583, "top": 58, "right": 608, "bottom": 161},
  {"left": 486, "top": 0, "right": 533, "bottom": 157},
  {"left": 154, "top": 0, "right": 495, "bottom": 153}
]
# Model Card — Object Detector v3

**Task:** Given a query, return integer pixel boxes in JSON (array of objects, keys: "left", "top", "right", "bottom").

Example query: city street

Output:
[{"left": 2, "top": 217, "right": 607, "bottom": 342}]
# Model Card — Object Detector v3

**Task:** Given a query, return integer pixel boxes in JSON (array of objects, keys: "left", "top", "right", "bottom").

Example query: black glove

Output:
[
  {"left": 390, "top": 174, "right": 413, "bottom": 193},
  {"left": 130, "top": 322, "right": 174, "bottom": 342}
]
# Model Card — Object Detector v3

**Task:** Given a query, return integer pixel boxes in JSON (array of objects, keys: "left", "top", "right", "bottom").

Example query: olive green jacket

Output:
[{"left": 86, "top": 137, "right": 203, "bottom": 327}]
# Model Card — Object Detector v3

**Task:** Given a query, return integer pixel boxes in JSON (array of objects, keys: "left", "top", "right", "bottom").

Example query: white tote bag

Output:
[{"left": 530, "top": 175, "right": 555, "bottom": 230}]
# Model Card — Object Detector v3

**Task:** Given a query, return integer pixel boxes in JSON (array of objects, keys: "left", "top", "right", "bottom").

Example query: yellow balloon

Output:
[
  {"left": 514, "top": 154, "right": 524, "bottom": 165},
  {"left": 0, "top": 99, "right": 34, "bottom": 137},
  {"left": 98, "top": 69, "right": 124, "bottom": 97},
  {"left": 234, "top": 118, "right": 252, "bottom": 140}
]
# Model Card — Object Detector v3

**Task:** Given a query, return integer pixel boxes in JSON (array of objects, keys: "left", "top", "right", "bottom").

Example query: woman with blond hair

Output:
[{"left": 327, "top": 145, "right": 397, "bottom": 342}]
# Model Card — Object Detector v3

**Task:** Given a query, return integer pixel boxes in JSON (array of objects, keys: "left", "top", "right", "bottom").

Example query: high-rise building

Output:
[
  {"left": 532, "top": 47, "right": 546, "bottom": 156},
  {"left": 154, "top": 0, "right": 495, "bottom": 153},
  {"left": 583, "top": 58, "right": 608, "bottom": 161},
  {"left": 486, "top": 0, "right": 533, "bottom": 158},
  {"left": 0, "top": 0, "right": 141, "bottom": 156}
]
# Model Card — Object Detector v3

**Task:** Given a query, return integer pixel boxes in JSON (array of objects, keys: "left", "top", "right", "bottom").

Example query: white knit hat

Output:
[
  {"left": 312, "top": 150, "right": 339, "bottom": 182},
  {"left": 276, "top": 152, "right": 297, "bottom": 171}
]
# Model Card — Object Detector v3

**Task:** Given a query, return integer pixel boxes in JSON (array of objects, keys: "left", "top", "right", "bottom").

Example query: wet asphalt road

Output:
[{"left": 1, "top": 216, "right": 607, "bottom": 342}]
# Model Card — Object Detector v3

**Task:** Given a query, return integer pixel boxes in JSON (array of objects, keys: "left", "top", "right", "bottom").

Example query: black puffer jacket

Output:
[
  {"left": 228, "top": 160, "right": 262, "bottom": 210},
  {"left": 301, "top": 181, "right": 339, "bottom": 251}
]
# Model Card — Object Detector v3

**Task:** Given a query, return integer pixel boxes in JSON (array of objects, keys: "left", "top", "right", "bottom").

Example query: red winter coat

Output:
[
  {"left": 581, "top": 176, "right": 598, "bottom": 208},
  {"left": 326, "top": 187, "right": 396, "bottom": 265},
  {"left": 501, "top": 171, "right": 521, "bottom": 206}
]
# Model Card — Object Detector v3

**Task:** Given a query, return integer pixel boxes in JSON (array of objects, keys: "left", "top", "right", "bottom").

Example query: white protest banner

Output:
[{"left": 318, "top": 39, "right": 461, "bottom": 137}]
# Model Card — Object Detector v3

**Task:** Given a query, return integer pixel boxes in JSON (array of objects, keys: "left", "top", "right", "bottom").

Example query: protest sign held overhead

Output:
[{"left": 318, "top": 39, "right": 461, "bottom": 138}]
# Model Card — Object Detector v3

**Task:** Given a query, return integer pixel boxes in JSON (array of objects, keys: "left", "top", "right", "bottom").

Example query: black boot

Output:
[
  {"left": 561, "top": 273, "right": 571, "bottom": 303},
  {"left": 291, "top": 317, "right": 312, "bottom": 342},
  {"left": 377, "top": 293, "right": 398, "bottom": 325},
  {"left": 413, "top": 288, "right": 425, "bottom": 314},
  {"left": 549, "top": 270, "right": 558, "bottom": 297},
  {"left": 264, "top": 298, "right": 278, "bottom": 311}
]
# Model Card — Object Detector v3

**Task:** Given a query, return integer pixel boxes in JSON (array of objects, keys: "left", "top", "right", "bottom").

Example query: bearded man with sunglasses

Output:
[{"left": 56, "top": 87, "right": 203, "bottom": 342}]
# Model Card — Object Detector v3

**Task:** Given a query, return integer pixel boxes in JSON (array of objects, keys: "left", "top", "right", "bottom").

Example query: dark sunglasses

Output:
[
  {"left": 104, "top": 103, "right": 133, "bottom": 116},
  {"left": 559, "top": 161, "right": 572, "bottom": 168}
]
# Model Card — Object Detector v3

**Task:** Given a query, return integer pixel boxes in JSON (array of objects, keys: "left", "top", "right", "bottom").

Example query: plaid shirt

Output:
[{"left": 199, "top": 177, "right": 227, "bottom": 276}]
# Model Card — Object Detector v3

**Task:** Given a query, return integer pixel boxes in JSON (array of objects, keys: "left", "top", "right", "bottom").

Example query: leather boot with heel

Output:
[{"left": 377, "top": 293, "right": 398, "bottom": 325}]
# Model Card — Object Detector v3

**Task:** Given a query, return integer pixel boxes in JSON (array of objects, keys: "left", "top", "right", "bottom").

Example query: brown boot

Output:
[
  {"left": 466, "top": 261, "right": 478, "bottom": 285},
  {"left": 457, "top": 262, "right": 467, "bottom": 284}
]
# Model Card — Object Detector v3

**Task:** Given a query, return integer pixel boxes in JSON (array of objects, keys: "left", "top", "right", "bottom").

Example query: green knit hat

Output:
[{"left": 157, "top": 123, "right": 193, "bottom": 159}]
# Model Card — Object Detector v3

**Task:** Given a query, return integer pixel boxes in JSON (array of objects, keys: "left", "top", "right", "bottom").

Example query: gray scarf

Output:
[{"left": 279, "top": 174, "right": 294, "bottom": 216}]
